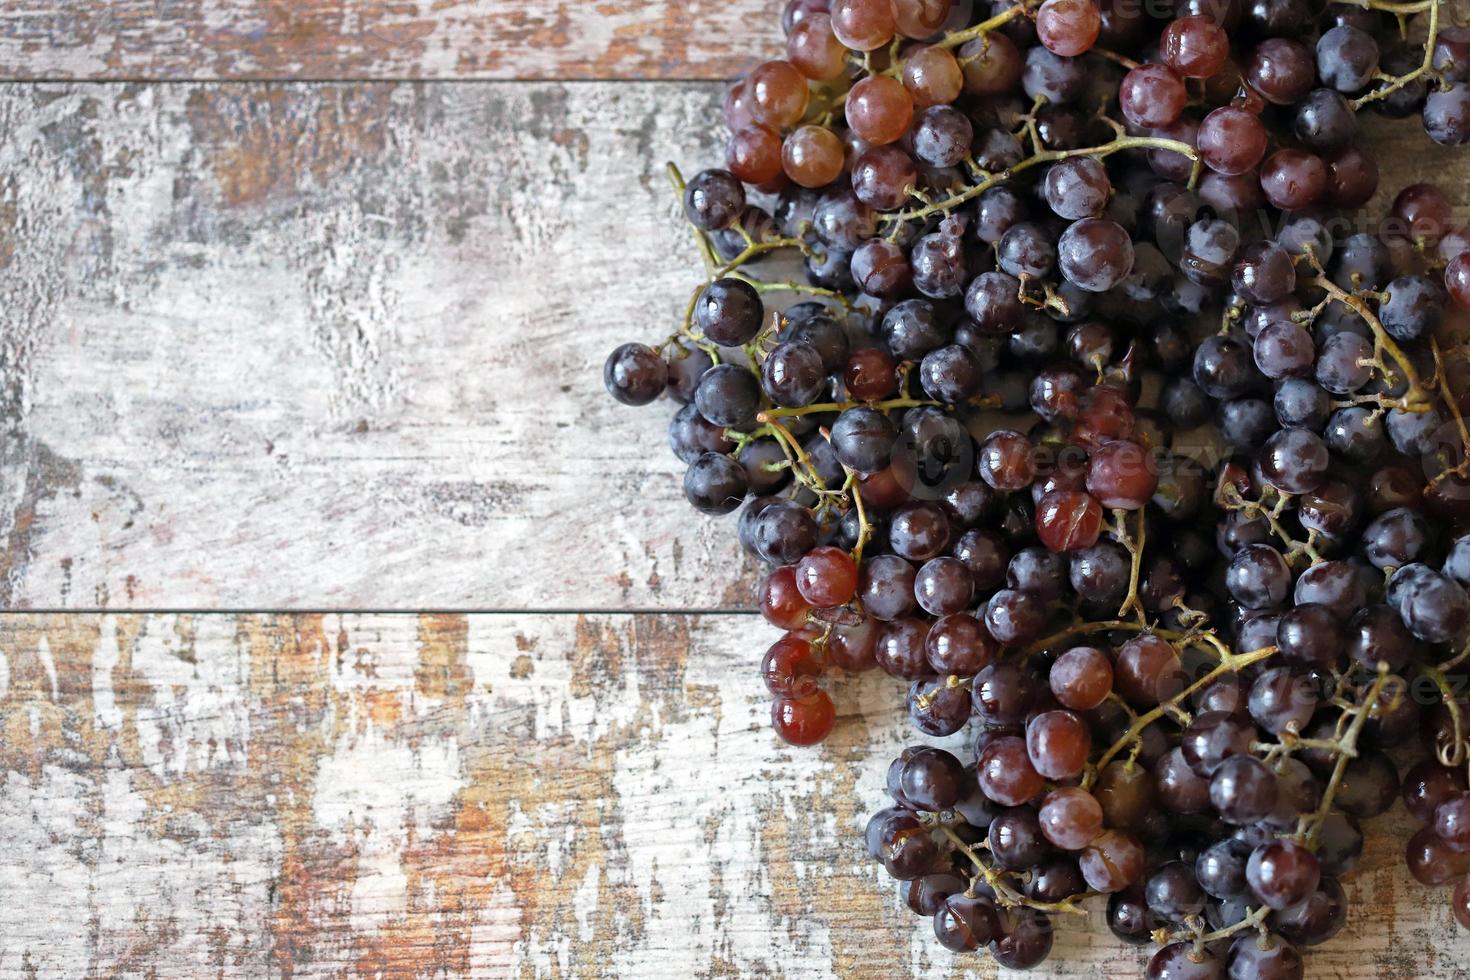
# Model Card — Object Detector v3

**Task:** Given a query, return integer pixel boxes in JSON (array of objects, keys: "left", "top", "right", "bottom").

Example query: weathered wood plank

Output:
[
  {"left": 4, "top": 85, "right": 1470, "bottom": 611},
  {"left": 0, "top": 0, "right": 780, "bottom": 81},
  {"left": 0, "top": 81, "right": 762, "bottom": 611},
  {"left": 0, "top": 611, "right": 1464, "bottom": 978}
]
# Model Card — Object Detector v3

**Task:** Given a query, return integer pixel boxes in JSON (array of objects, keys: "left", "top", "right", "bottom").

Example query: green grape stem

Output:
[{"left": 936, "top": 823, "right": 1091, "bottom": 916}]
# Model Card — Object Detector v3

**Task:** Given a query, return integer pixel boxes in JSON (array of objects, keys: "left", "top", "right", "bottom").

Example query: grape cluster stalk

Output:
[{"left": 604, "top": 0, "right": 1470, "bottom": 973}]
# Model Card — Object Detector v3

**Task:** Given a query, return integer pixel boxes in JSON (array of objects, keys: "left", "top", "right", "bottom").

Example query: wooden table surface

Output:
[{"left": 3, "top": 3, "right": 1470, "bottom": 977}]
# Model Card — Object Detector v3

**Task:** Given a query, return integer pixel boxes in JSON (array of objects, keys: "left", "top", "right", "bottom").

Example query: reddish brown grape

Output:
[
  {"left": 796, "top": 545, "right": 859, "bottom": 606},
  {"left": 978, "top": 734, "right": 1047, "bottom": 805},
  {"left": 960, "top": 33, "right": 1024, "bottom": 95},
  {"left": 1447, "top": 252, "right": 1470, "bottom": 311},
  {"left": 1027, "top": 709, "right": 1092, "bottom": 779},
  {"left": 1086, "top": 439, "right": 1158, "bottom": 510},
  {"left": 1260, "top": 150, "right": 1328, "bottom": 211},
  {"left": 925, "top": 612, "right": 998, "bottom": 675},
  {"left": 1035, "top": 489, "right": 1105, "bottom": 552},
  {"left": 1038, "top": 786, "right": 1105, "bottom": 850},
  {"left": 762, "top": 634, "right": 824, "bottom": 697},
  {"left": 1050, "top": 646, "right": 1113, "bottom": 710},
  {"left": 828, "top": 617, "right": 881, "bottom": 671},
  {"left": 783, "top": 125, "right": 846, "bottom": 187},
  {"left": 788, "top": 13, "right": 849, "bottom": 81},
  {"left": 978, "top": 430, "right": 1036, "bottom": 491},
  {"left": 1080, "top": 830, "right": 1146, "bottom": 892},
  {"left": 749, "top": 60, "right": 811, "bottom": 129},
  {"left": 847, "top": 75, "right": 915, "bottom": 145},
  {"left": 1116, "top": 634, "right": 1184, "bottom": 706},
  {"left": 1198, "top": 107, "right": 1268, "bottom": 175},
  {"left": 903, "top": 45, "right": 964, "bottom": 106},
  {"left": 1161, "top": 16, "right": 1229, "bottom": 78},
  {"left": 728, "top": 125, "right": 784, "bottom": 185},
  {"left": 893, "top": 0, "right": 953, "bottom": 38},
  {"left": 1036, "top": 0, "right": 1101, "bottom": 56},
  {"left": 760, "top": 565, "right": 811, "bottom": 630},
  {"left": 845, "top": 347, "right": 898, "bottom": 400},
  {"left": 1119, "top": 64, "right": 1187, "bottom": 129},
  {"left": 772, "top": 689, "right": 836, "bottom": 744},
  {"left": 831, "top": 0, "right": 897, "bottom": 51}
]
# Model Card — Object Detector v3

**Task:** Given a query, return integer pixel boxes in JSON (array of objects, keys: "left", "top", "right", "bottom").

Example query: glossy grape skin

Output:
[
  {"left": 1058, "top": 218, "right": 1135, "bottom": 292},
  {"left": 1210, "top": 756, "right": 1279, "bottom": 824},
  {"left": 978, "top": 430, "right": 1036, "bottom": 491},
  {"left": 1404, "top": 761, "right": 1469, "bottom": 824},
  {"left": 1034, "top": 489, "right": 1105, "bottom": 553},
  {"left": 1049, "top": 646, "right": 1113, "bottom": 710},
  {"left": 782, "top": 125, "right": 846, "bottom": 188},
  {"left": 830, "top": 407, "right": 897, "bottom": 474},
  {"left": 1080, "top": 830, "right": 1147, "bottom": 893},
  {"left": 1156, "top": 747, "right": 1212, "bottom": 814},
  {"left": 604, "top": 343, "right": 667, "bottom": 405},
  {"left": 1406, "top": 825, "right": 1470, "bottom": 885},
  {"left": 787, "top": 13, "right": 847, "bottom": 81},
  {"left": 1196, "top": 839, "right": 1251, "bottom": 899},
  {"left": 1295, "top": 88, "right": 1357, "bottom": 152},
  {"left": 1390, "top": 564, "right": 1470, "bottom": 643},
  {"left": 684, "top": 453, "right": 749, "bottom": 514},
  {"left": 831, "top": 0, "right": 897, "bottom": 50},
  {"left": 846, "top": 75, "right": 915, "bottom": 145},
  {"left": 902, "top": 871, "right": 967, "bottom": 917},
  {"left": 901, "top": 43, "right": 963, "bottom": 107},
  {"left": 749, "top": 60, "right": 811, "bottom": 130},
  {"left": 696, "top": 278, "right": 764, "bottom": 346},
  {"left": 973, "top": 661, "right": 1040, "bottom": 726},
  {"left": 1120, "top": 64, "right": 1188, "bottom": 128},
  {"left": 1380, "top": 275, "right": 1446, "bottom": 341},
  {"left": 860, "top": 555, "right": 918, "bottom": 621},
  {"left": 772, "top": 689, "right": 836, "bottom": 744},
  {"left": 1087, "top": 439, "right": 1158, "bottom": 510},
  {"left": 1036, "top": 0, "right": 1101, "bottom": 56},
  {"left": 1146, "top": 861, "right": 1206, "bottom": 922},
  {"left": 1198, "top": 107, "right": 1268, "bottom": 175},
  {"left": 978, "top": 735, "right": 1046, "bottom": 806},
  {"left": 1109, "top": 886, "right": 1160, "bottom": 945},
  {"left": 762, "top": 634, "right": 823, "bottom": 698},
  {"left": 876, "top": 617, "right": 933, "bottom": 679},
  {"left": 1044, "top": 157, "right": 1111, "bottom": 220},
  {"left": 991, "top": 908, "right": 1056, "bottom": 969},
  {"left": 998, "top": 221, "right": 1058, "bottom": 279},
  {"left": 1115, "top": 634, "right": 1185, "bottom": 707},
  {"left": 1027, "top": 709, "right": 1091, "bottom": 780},
  {"left": 933, "top": 893, "right": 1001, "bottom": 951},
  {"left": 1247, "top": 840, "right": 1320, "bottom": 910},
  {"left": 1260, "top": 150, "right": 1328, "bottom": 211},
  {"left": 1258, "top": 428, "right": 1330, "bottom": 494},
  {"left": 1275, "top": 877, "right": 1346, "bottom": 946},
  {"left": 684, "top": 169, "right": 746, "bottom": 231},
  {"left": 1182, "top": 711, "right": 1254, "bottom": 777},
  {"left": 911, "top": 105, "right": 973, "bottom": 169},
  {"left": 1248, "top": 38, "right": 1316, "bottom": 105},
  {"left": 1163, "top": 15, "right": 1229, "bottom": 77},
  {"left": 983, "top": 588, "right": 1047, "bottom": 644}
]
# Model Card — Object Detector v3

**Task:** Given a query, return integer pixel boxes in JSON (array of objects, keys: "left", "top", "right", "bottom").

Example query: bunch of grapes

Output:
[{"left": 604, "top": 0, "right": 1470, "bottom": 973}]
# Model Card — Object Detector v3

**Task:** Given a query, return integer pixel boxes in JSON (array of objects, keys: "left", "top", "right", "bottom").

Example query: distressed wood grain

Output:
[
  {"left": 5, "top": 85, "right": 1470, "bottom": 611},
  {"left": 0, "top": 0, "right": 780, "bottom": 81},
  {"left": 0, "top": 611, "right": 1465, "bottom": 979},
  {"left": 0, "top": 81, "right": 763, "bottom": 611}
]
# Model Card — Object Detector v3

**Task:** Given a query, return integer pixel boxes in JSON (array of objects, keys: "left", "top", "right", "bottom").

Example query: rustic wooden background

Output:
[{"left": 2, "top": 3, "right": 1470, "bottom": 978}]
